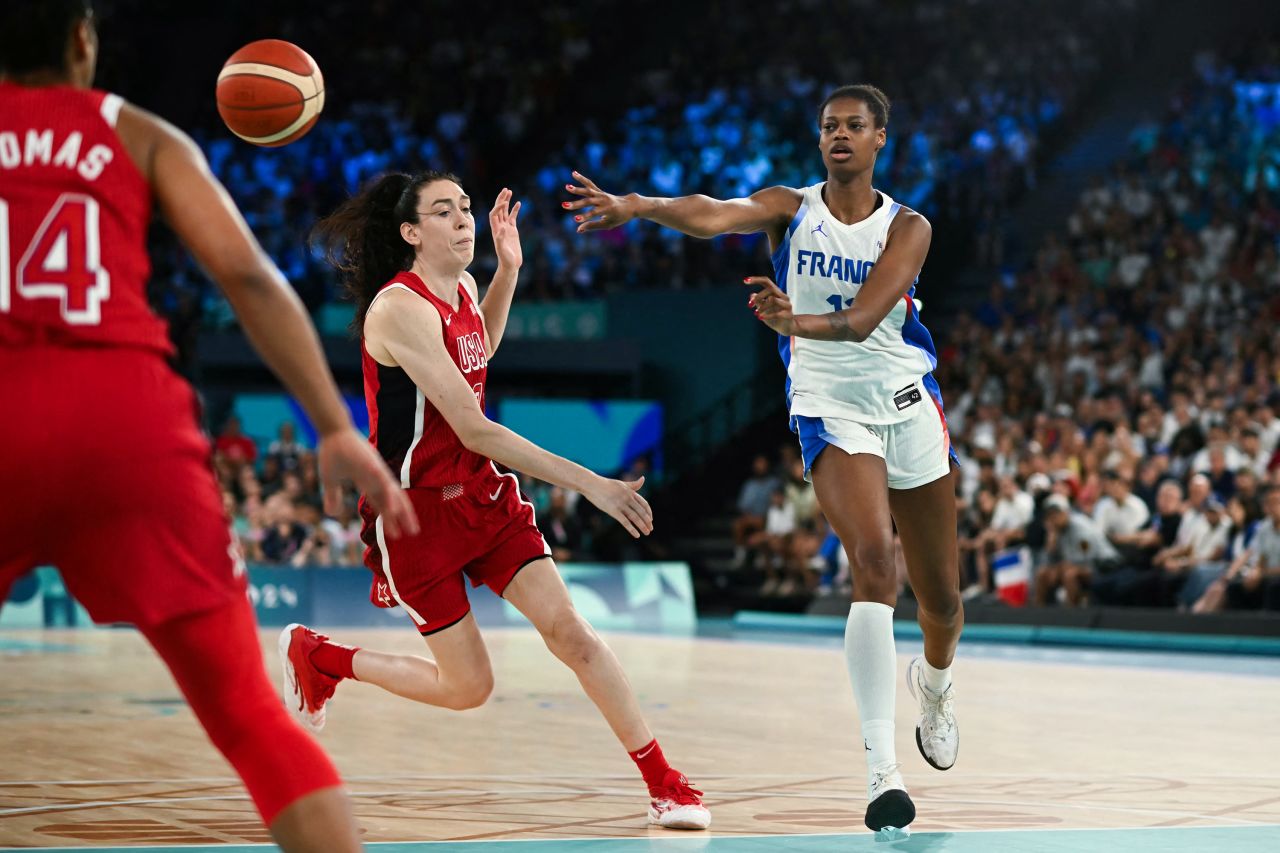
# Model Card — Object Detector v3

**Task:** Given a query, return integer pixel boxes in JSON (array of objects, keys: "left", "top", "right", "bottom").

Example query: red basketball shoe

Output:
[
  {"left": 648, "top": 768, "right": 711, "bottom": 829},
  {"left": 278, "top": 623, "right": 339, "bottom": 733}
]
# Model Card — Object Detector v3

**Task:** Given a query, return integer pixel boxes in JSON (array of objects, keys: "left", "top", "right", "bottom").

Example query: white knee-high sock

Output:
[{"left": 844, "top": 601, "right": 897, "bottom": 771}]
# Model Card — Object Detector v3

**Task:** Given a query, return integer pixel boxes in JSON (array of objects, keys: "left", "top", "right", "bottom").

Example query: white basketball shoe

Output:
[{"left": 907, "top": 655, "right": 958, "bottom": 770}]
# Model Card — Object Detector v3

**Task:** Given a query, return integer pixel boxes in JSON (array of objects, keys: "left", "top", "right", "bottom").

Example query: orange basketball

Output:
[{"left": 216, "top": 39, "right": 325, "bottom": 147}]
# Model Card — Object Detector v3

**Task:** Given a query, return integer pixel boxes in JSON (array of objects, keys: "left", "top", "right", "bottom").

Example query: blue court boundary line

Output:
[
  {"left": 4, "top": 824, "right": 1280, "bottom": 851},
  {"left": 731, "top": 611, "right": 1280, "bottom": 655}
]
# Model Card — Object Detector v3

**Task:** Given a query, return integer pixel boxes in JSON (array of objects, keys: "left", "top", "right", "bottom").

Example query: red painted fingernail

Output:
[
  {"left": 575, "top": 215, "right": 583, "bottom": 222},
  {"left": 743, "top": 277, "right": 750, "bottom": 283},
  {"left": 562, "top": 202, "right": 571, "bottom": 208},
  {"left": 566, "top": 184, "right": 574, "bottom": 190}
]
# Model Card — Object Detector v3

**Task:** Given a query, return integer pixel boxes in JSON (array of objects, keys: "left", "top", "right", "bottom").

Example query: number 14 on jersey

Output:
[{"left": 0, "top": 193, "right": 110, "bottom": 325}]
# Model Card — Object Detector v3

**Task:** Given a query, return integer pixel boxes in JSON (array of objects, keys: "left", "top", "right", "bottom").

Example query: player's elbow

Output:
[{"left": 456, "top": 418, "right": 497, "bottom": 455}]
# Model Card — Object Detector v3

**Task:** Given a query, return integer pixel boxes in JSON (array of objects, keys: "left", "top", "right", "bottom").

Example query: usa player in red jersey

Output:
[
  {"left": 0, "top": 2, "right": 419, "bottom": 849},
  {"left": 282, "top": 171, "right": 711, "bottom": 830}
]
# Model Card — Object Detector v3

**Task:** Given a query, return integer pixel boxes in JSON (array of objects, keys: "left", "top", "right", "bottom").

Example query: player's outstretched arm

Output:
[
  {"left": 565, "top": 171, "right": 799, "bottom": 240},
  {"left": 120, "top": 104, "right": 418, "bottom": 538},
  {"left": 366, "top": 291, "right": 653, "bottom": 538},
  {"left": 475, "top": 187, "right": 522, "bottom": 357}
]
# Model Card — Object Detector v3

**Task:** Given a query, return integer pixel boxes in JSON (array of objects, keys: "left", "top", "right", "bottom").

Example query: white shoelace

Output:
[{"left": 869, "top": 762, "right": 903, "bottom": 797}]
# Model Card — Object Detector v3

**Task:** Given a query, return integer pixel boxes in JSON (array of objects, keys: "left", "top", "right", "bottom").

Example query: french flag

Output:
[{"left": 992, "top": 547, "right": 1032, "bottom": 607}]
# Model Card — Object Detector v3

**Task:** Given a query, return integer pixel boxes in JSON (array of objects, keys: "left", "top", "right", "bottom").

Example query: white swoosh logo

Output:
[
  {"left": 635, "top": 744, "right": 656, "bottom": 759},
  {"left": 489, "top": 485, "right": 503, "bottom": 501}
]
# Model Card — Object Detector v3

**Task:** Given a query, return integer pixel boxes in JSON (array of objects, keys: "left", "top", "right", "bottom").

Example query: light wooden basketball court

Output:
[{"left": 2, "top": 624, "right": 1279, "bottom": 851}]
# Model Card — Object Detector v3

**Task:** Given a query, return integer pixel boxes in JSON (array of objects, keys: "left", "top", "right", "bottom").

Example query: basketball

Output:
[{"left": 215, "top": 39, "right": 325, "bottom": 147}]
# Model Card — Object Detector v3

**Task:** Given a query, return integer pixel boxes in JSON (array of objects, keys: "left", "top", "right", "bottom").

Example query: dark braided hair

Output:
[{"left": 311, "top": 170, "right": 460, "bottom": 334}]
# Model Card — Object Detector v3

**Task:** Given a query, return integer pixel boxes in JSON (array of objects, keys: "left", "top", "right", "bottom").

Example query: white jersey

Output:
[{"left": 773, "top": 183, "right": 941, "bottom": 425}]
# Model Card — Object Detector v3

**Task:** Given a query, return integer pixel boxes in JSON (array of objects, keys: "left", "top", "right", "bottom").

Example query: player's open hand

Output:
[
  {"left": 318, "top": 428, "right": 419, "bottom": 538},
  {"left": 585, "top": 475, "right": 654, "bottom": 538},
  {"left": 745, "top": 276, "right": 796, "bottom": 336},
  {"left": 490, "top": 187, "right": 523, "bottom": 269},
  {"left": 564, "top": 171, "right": 638, "bottom": 233}
]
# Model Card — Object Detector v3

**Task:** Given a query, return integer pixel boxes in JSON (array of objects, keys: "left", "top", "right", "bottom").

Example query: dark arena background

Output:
[{"left": 3, "top": 0, "right": 1280, "bottom": 850}]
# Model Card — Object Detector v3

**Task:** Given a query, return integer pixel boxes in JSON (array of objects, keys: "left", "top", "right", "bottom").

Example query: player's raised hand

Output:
[
  {"left": 584, "top": 475, "right": 654, "bottom": 538},
  {"left": 563, "top": 171, "right": 638, "bottom": 233},
  {"left": 318, "top": 427, "right": 419, "bottom": 538},
  {"left": 744, "top": 276, "right": 796, "bottom": 335},
  {"left": 490, "top": 187, "right": 523, "bottom": 269}
]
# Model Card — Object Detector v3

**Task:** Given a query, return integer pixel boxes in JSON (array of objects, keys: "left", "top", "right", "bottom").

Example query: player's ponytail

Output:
[{"left": 312, "top": 170, "right": 460, "bottom": 334}]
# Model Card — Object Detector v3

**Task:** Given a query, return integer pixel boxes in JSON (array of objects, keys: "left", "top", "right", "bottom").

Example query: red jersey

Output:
[
  {"left": 362, "top": 272, "right": 489, "bottom": 489},
  {"left": 0, "top": 83, "right": 169, "bottom": 355}
]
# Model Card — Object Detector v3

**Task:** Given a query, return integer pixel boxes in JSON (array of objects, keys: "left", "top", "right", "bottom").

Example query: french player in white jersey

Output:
[{"left": 565, "top": 84, "right": 961, "bottom": 837}]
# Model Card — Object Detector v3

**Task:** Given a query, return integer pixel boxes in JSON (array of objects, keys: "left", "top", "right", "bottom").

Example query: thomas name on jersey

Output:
[
  {"left": 795, "top": 249, "right": 875, "bottom": 285},
  {"left": 0, "top": 129, "right": 114, "bottom": 181}
]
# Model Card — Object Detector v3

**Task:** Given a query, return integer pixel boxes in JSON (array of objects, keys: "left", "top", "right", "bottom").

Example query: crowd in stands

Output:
[
  {"left": 732, "top": 46, "right": 1280, "bottom": 613},
  {"left": 122, "top": 0, "right": 1147, "bottom": 333}
]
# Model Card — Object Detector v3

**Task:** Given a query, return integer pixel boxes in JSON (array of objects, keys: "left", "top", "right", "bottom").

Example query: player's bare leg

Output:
[
  {"left": 890, "top": 472, "right": 962, "bottom": 772},
  {"left": 268, "top": 787, "right": 362, "bottom": 853},
  {"left": 503, "top": 558, "right": 710, "bottom": 829},
  {"left": 811, "top": 449, "right": 915, "bottom": 836},
  {"left": 354, "top": 615, "right": 495, "bottom": 709}
]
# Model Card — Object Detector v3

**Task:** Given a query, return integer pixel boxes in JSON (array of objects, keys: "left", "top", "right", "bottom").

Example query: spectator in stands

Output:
[
  {"left": 1093, "top": 469, "right": 1152, "bottom": 557},
  {"left": 213, "top": 415, "right": 256, "bottom": 469},
  {"left": 1240, "top": 427, "right": 1271, "bottom": 479},
  {"left": 259, "top": 501, "right": 309, "bottom": 564},
  {"left": 267, "top": 421, "right": 305, "bottom": 473},
  {"left": 543, "top": 487, "right": 584, "bottom": 563},
  {"left": 733, "top": 455, "right": 778, "bottom": 569},
  {"left": 1191, "top": 495, "right": 1263, "bottom": 612},
  {"left": 1216, "top": 487, "right": 1280, "bottom": 611},
  {"left": 1165, "top": 497, "right": 1232, "bottom": 608},
  {"left": 754, "top": 489, "right": 797, "bottom": 596},
  {"left": 1035, "top": 494, "right": 1122, "bottom": 606},
  {"left": 965, "top": 475, "right": 1036, "bottom": 598},
  {"left": 319, "top": 488, "right": 364, "bottom": 567}
]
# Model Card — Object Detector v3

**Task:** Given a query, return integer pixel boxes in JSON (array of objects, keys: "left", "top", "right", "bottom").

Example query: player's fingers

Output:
[
  {"left": 388, "top": 488, "right": 419, "bottom": 536},
  {"left": 510, "top": 200, "right": 522, "bottom": 220},
  {"left": 632, "top": 493, "right": 653, "bottom": 526},
  {"left": 361, "top": 479, "right": 399, "bottom": 538},
  {"left": 627, "top": 476, "right": 645, "bottom": 492},
  {"left": 564, "top": 182, "right": 593, "bottom": 197},
  {"left": 561, "top": 197, "right": 594, "bottom": 211},
  {"left": 615, "top": 510, "right": 641, "bottom": 539},
  {"left": 571, "top": 170, "right": 601, "bottom": 191}
]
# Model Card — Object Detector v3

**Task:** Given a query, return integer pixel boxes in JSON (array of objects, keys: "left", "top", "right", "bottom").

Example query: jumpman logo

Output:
[{"left": 812, "top": 221, "right": 829, "bottom": 237}]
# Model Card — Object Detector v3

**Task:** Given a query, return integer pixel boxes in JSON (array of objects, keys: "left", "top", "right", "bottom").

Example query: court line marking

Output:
[
  {"left": 4, "top": 786, "right": 1277, "bottom": 826},
  {"left": 3, "top": 824, "right": 1280, "bottom": 852},
  {"left": 6, "top": 771, "right": 1280, "bottom": 786}
]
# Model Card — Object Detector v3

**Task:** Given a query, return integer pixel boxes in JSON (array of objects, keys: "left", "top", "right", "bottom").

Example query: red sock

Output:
[
  {"left": 310, "top": 640, "right": 359, "bottom": 681},
  {"left": 628, "top": 738, "right": 671, "bottom": 789}
]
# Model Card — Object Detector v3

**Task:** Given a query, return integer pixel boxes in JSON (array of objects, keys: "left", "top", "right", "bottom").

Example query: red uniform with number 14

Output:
[
  {"left": 0, "top": 83, "right": 243, "bottom": 625},
  {"left": 358, "top": 271, "right": 549, "bottom": 635}
]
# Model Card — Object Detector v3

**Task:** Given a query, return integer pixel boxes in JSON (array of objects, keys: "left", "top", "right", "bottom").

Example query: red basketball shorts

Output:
[
  {"left": 0, "top": 346, "right": 244, "bottom": 627},
  {"left": 359, "top": 463, "right": 550, "bottom": 635}
]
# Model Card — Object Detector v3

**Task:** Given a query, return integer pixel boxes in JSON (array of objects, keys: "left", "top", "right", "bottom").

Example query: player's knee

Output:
[
  {"left": 445, "top": 670, "right": 494, "bottom": 710},
  {"left": 544, "top": 609, "right": 600, "bottom": 669},
  {"left": 849, "top": 540, "right": 896, "bottom": 583},
  {"left": 921, "top": 587, "right": 962, "bottom": 626}
]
